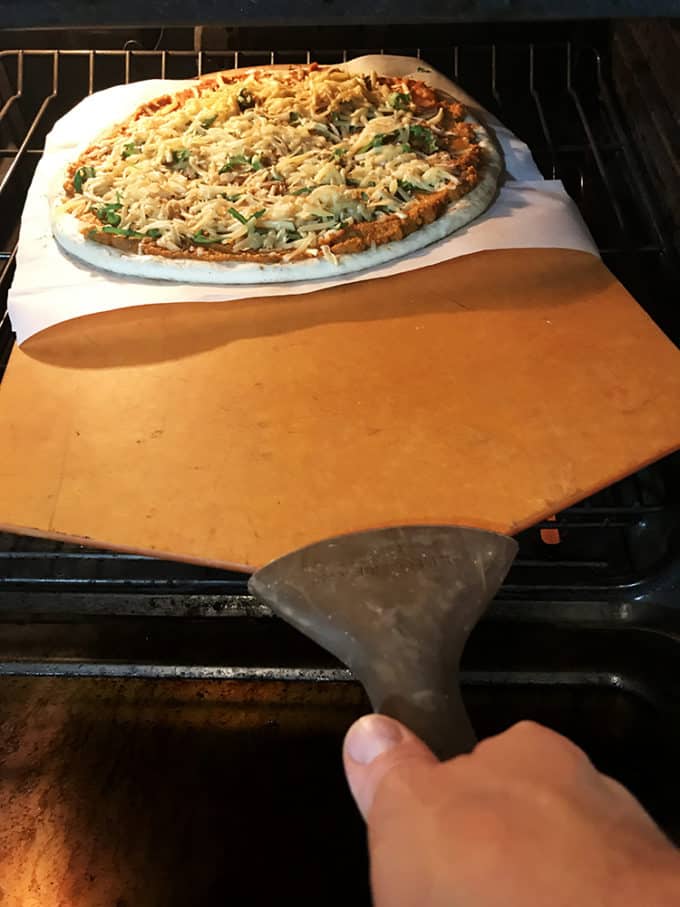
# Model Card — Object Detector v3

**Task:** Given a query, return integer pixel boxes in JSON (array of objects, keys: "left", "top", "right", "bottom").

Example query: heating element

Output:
[{"left": 0, "top": 33, "right": 679, "bottom": 680}]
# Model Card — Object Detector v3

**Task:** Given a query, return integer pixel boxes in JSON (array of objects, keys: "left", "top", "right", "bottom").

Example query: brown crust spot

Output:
[{"left": 404, "top": 78, "right": 438, "bottom": 111}]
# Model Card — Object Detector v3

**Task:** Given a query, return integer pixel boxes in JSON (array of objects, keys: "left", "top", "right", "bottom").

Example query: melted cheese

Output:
[{"left": 61, "top": 68, "right": 464, "bottom": 258}]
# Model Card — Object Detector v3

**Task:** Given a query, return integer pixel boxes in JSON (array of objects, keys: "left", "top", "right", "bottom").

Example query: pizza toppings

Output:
[
  {"left": 73, "top": 165, "right": 96, "bottom": 193},
  {"left": 168, "top": 148, "right": 191, "bottom": 171},
  {"left": 60, "top": 66, "right": 488, "bottom": 263},
  {"left": 389, "top": 91, "right": 411, "bottom": 110},
  {"left": 122, "top": 142, "right": 142, "bottom": 159}
]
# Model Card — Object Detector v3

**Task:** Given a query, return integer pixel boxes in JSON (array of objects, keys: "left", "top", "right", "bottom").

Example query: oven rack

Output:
[{"left": 0, "top": 41, "right": 678, "bottom": 641}]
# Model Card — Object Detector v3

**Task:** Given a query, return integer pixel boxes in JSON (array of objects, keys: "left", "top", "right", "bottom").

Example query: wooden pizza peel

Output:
[{"left": 0, "top": 247, "right": 679, "bottom": 756}]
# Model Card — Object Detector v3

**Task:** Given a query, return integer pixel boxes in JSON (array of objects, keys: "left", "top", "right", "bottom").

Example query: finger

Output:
[
  {"left": 343, "top": 713, "right": 437, "bottom": 821},
  {"left": 473, "top": 720, "right": 594, "bottom": 777}
]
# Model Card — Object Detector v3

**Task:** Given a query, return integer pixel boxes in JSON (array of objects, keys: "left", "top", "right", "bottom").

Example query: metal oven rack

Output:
[{"left": 0, "top": 38, "right": 679, "bottom": 678}]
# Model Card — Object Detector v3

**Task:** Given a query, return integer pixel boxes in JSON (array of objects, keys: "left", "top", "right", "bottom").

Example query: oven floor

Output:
[
  {"left": 0, "top": 678, "right": 369, "bottom": 907},
  {"left": 0, "top": 673, "right": 678, "bottom": 907}
]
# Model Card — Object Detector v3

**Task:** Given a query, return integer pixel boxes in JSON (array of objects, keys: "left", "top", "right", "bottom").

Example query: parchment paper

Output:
[{"left": 7, "top": 54, "right": 598, "bottom": 344}]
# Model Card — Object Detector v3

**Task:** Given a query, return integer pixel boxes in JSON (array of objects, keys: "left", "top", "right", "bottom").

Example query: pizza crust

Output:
[{"left": 50, "top": 67, "right": 503, "bottom": 285}]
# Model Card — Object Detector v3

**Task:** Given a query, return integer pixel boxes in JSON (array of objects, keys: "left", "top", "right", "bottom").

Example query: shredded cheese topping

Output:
[{"left": 61, "top": 67, "right": 478, "bottom": 260}]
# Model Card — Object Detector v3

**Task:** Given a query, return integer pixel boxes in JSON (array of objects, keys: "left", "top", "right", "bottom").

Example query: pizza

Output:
[{"left": 50, "top": 63, "right": 503, "bottom": 284}]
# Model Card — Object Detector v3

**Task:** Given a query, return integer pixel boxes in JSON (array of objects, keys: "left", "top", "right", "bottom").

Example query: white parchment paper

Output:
[{"left": 8, "top": 54, "right": 598, "bottom": 344}]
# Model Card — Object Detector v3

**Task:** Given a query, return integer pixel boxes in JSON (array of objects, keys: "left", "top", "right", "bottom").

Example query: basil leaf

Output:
[
  {"left": 228, "top": 207, "right": 265, "bottom": 225},
  {"left": 192, "top": 231, "right": 221, "bottom": 244},
  {"left": 357, "top": 133, "right": 386, "bottom": 154},
  {"left": 93, "top": 225, "right": 162, "bottom": 240},
  {"left": 219, "top": 154, "right": 250, "bottom": 174},
  {"left": 228, "top": 207, "right": 249, "bottom": 225},
  {"left": 389, "top": 91, "right": 411, "bottom": 110},
  {"left": 122, "top": 142, "right": 142, "bottom": 159},
  {"left": 237, "top": 89, "right": 255, "bottom": 111},
  {"left": 400, "top": 142, "right": 412, "bottom": 153},
  {"left": 333, "top": 146, "right": 346, "bottom": 157},
  {"left": 357, "top": 132, "right": 400, "bottom": 154},
  {"left": 289, "top": 111, "right": 301, "bottom": 124},
  {"left": 250, "top": 156, "right": 263, "bottom": 171},
  {"left": 408, "top": 124, "right": 438, "bottom": 154},
  {"left": 73, "top": 165, "right": 95, "bottom": 193},
  {"left": 397, "top": 179, "right": 417, "bottom": 192},
  {"left": 201, "top": 115, "right": 217, "bottom": 129},
  {"left": 95, "top": 199, "right": 123, "bottom": 227},
  {"left": 292, "top": 187, "right": 313, "bottom": 195},
  {"left": 170, "top": 148, "right": 191, "bottom": 170},
  {"left": 101, "top": 226, "right": 143, "bottom": 238}
]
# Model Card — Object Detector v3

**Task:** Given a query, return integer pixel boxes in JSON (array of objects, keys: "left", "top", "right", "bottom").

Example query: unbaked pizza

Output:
[{"left": 51, "top": 63, "right": 503, "bottom": 283}]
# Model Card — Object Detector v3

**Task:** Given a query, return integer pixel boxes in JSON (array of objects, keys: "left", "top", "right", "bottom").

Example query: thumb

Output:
[{"left": 343, "top": 714, "right": 438, "bottom": 820}]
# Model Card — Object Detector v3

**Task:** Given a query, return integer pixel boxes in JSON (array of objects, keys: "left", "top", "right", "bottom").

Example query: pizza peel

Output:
[{"left": 1, "top": 249, "right": 680, "bottom": 759}]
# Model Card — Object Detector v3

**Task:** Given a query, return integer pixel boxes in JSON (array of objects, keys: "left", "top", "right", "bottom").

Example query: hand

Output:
[{"left": 343, "top": 716, "right": 680, "bottom": 907}]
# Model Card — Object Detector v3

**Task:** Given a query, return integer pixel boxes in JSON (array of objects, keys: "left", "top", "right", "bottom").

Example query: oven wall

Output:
[{"left": 612, "top": 19, "right": 680, "bottom": 258}]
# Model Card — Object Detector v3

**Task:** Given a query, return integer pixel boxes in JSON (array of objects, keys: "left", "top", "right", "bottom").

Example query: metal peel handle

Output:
[{"left": 249, "top": 526, "right": 518, "bottom": 760}]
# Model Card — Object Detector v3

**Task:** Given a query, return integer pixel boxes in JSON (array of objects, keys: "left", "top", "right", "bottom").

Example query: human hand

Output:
[{"left": 343, "top": 716, "right": 680, "bottom": 907}]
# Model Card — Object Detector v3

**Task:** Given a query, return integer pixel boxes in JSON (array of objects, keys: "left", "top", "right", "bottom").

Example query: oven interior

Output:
[{"left": 0, "top": 19, "right": 679, "bottom": 903}]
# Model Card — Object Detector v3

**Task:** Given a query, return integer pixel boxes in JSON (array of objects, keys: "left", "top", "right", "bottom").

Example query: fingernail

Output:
[{"left": 345, "top": 714, "right": 404, "bottom": 765}]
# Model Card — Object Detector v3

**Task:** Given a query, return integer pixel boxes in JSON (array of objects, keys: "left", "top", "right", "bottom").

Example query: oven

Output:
[{"left": 0, "top": 10, "right": 679, "bottom": 905}]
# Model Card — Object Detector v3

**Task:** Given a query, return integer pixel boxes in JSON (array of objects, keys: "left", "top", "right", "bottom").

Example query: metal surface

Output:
[
  {"left": 0, "top": 35, "right": 678, "bottom": 677},
  {"left": 4, "top": 2, "right": 680, "bottom": 30},
  {"left": 0, "top": 657, "right": 679, "bottom": 905},
  {"left": 250, "top": 527, "right": 518, "bottom": 758}
]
